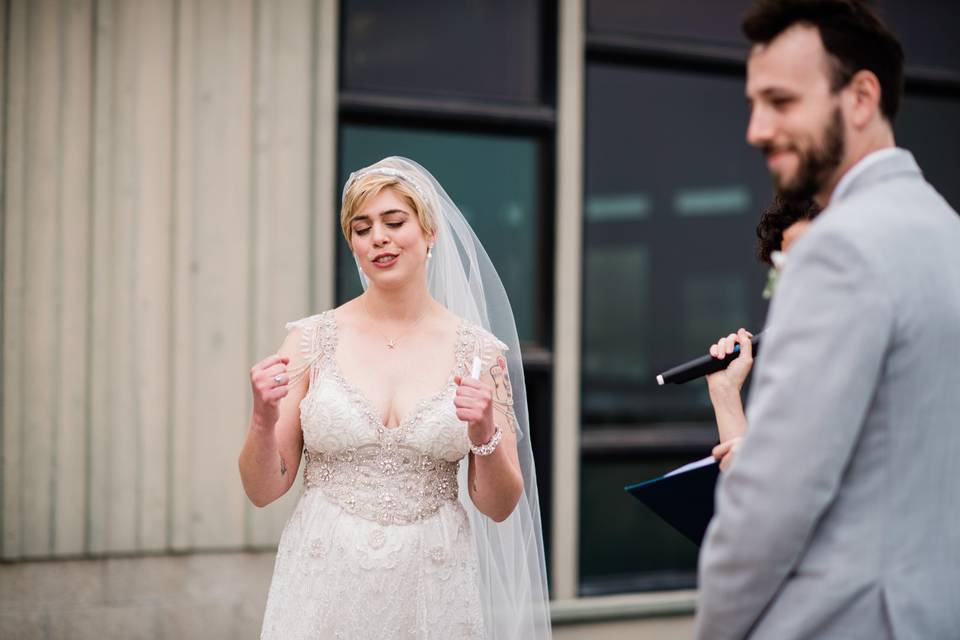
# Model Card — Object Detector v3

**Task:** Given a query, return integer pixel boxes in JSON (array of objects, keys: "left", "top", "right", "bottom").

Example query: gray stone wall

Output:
[
  {"left": 0, "top": 551, "right": 696, "bottom": 639},
  {"left": 0, "top": 552, "right": 275, "bottom": 639}
]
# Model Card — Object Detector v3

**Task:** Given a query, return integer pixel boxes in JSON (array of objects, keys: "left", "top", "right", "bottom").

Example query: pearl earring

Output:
[{"left": 427, "top": 245, "right": 434, "bottom": 259}]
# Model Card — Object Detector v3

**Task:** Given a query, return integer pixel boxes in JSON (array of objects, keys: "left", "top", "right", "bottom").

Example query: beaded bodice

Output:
[
  {"left": 288, "top": 311, "right": 497, "bottom": 526},
  {"left": 303, "top": 446, "right": 460, "bottom": 525}
]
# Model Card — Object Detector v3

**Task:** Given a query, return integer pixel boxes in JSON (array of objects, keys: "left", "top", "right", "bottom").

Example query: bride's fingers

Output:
[
  {"left": 454, "top": 396, "right": 485, "bottom": 410},
  {"left": 455, "top": 386, "right": 489, "bottom": 401},
  {"left": 455, "top": 407, "right": 481, "bottom": 422},
  {"left": 252, "top": 354, "right": 289, "bottom": 373}
]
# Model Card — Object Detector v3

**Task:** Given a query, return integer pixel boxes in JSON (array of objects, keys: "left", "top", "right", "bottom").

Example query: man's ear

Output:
[{"left": 845, "top": 69, "right": 883, "bottom": 130}]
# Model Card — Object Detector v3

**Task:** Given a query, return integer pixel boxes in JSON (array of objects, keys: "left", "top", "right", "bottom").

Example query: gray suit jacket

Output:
[{"left": 695, "top": 149, "right": 960, "bottom": 640}]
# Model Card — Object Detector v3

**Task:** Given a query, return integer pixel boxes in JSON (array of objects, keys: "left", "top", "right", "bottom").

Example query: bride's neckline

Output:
[{"left": 326, "top": 310, "right": 469, "bottom": 433}]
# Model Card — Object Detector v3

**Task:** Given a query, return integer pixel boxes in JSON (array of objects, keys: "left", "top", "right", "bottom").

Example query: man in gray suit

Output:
[{"left": 696, "top": 1, "right": 960, "bottom": 638}]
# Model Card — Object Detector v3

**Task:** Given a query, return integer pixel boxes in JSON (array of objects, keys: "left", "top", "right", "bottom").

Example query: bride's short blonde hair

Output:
[{"left": 340, "top": 172, "right": 437, "bottom": 243}]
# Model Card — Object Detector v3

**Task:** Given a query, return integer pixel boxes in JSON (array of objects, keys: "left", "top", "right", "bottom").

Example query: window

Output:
[
  {"left": 898, "top": 92, "right": 960, "bottom": 211},
  {"left": 342, "top": 0, "right": 545, "bottom": 105},
  {"left": 336, "top": 124, "right": 544, "bottom": 345},
  {"left": 588, "top": 0, "right": 754, "bottom": 52},
  {"left": 578, "top": 1, "right": 960, "bottom": 596},
  {"left": 580, "top": 61, "right": 772, "bottom": 593},
  {"left": 336, "top": 0, "right": 557, "bottom": 580}
]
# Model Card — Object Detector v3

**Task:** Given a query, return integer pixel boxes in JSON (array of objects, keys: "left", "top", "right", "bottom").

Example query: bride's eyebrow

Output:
[{"left": 352, "top": 209, "right": 409, "bottom": 225}]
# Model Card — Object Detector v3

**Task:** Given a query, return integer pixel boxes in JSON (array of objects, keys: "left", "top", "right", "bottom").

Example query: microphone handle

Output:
[{"left": 656, "top": 332, "right": 763, "bottom": 385}]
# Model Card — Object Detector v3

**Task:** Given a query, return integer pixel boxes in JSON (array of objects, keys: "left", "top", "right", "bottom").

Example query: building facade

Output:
[{"left": 2, "top": 0, "right": 958, "bottom": 637}]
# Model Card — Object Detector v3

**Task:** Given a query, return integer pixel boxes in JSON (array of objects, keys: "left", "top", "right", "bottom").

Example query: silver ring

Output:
[{"left": 273, "top": 375, "right": 284, "bottom": 385}]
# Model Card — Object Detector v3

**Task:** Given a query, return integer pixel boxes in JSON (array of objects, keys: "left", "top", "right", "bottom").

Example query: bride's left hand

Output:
[{"left": 453, "top": 376, "right": 496, "bottom": 446}]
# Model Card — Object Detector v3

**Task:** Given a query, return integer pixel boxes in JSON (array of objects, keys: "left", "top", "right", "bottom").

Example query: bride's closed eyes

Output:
[
  {"left": 352, "top": 211, "right": 409, "bottom": 236},
  {"left": 353, "top": 220, "right": 405, "bottom": 236}
]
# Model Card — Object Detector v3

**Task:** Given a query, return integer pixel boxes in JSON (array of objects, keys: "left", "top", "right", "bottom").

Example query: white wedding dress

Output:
[{"left": 260, "top": 310, "right": 505, "bottom": 639}]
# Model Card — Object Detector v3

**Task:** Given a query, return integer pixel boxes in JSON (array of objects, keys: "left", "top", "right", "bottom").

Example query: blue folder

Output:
[{"left": 625, "top": 456, "right": 720, "bottom": 547}]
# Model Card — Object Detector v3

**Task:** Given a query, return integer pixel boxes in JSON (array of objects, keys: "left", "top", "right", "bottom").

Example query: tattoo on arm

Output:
[
  {"left": 489, "top": 354, "right": 518, "bottom": 433},
  {"left": 280, "top": 455, "right": 288, "bottom": 476}
]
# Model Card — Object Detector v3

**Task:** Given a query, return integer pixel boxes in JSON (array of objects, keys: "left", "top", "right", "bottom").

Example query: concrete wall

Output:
[{"left": 0, "top": 553, "right": 696, "bottom": 639}]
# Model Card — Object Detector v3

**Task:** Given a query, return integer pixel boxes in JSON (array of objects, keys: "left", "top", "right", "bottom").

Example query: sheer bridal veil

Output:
[{"left": 343, "top": 157, "right": 552, "bottom": 638}]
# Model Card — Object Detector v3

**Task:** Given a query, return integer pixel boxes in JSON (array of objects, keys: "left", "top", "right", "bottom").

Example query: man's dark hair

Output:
[
  {"left": 756, "top": 196, "right": 822, "bottom": 264},
  {"left": 743, "top": 0, "right": 904, "bottom": 122}
]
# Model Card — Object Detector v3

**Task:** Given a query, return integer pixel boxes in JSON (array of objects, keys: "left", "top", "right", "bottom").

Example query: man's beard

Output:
[{"left": 768, "top": 107, "right": 845, "bottom": 201}]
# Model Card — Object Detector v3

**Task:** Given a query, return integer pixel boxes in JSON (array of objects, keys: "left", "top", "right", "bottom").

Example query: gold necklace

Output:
[{"left": 362, "top": 297, "right": 429, "bottom": 350}]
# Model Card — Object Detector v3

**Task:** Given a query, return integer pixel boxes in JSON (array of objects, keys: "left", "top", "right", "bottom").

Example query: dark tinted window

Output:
[
  {"left": 580, "top": 457, "right": 700, "bottom": 593},
  {"left": 580, "top": 63, "right": 775, "bottom": 592},
  {"left": 342, "top": 0, "right": 544, "bottom": 104},
  {"left": 898, "top": 93, "right": 960, "bottom": 211},
  {"left": 582, "top": 63, "right": 771, "bottom": 427},
  {"left": 877, "top": 0, "right": 960, "bottom": 74},
  {"left": 587, "top": 0, "right": 753, "bottom": 50}
]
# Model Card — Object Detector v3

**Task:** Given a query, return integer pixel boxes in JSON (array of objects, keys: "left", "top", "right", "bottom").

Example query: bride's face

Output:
[{"left": 349, "top": 186, "right": 432, "bottom": 289}]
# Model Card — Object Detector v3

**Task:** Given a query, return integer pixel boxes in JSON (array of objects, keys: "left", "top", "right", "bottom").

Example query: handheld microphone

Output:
[{"left": 656, "top": 332, "right": 763, "bottom": 386}]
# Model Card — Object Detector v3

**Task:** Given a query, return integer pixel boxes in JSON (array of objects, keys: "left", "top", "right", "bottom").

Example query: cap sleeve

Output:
[{"left": 283, "top": 311, "right": 333, "bottom": 385}]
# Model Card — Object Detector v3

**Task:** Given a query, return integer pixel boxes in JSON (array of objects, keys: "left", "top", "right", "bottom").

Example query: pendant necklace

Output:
[{"left": 363, "top": 297, "right": 429, "bottom": 350}]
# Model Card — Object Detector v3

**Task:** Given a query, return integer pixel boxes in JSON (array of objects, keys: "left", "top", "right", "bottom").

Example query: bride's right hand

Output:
[
  {"left": 250, "top": 354, "right": 291, "bottom": 429},
  {"left": 705, "top": 328, "right": 754, "bottom": 397}
]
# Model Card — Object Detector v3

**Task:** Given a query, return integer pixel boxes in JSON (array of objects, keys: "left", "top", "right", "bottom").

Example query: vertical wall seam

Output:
[
  {"left": 50, "top": 0, "right": 68, "bottom": 555},
  {"left": 129, "top": 0, "right": 143, "bottom": 553},
  {"left": 185, "top": 0, "right": 196, "bottom": 549},
  {"left": 0, "top": 0, "right": 13, "bottom": 560},
  {"left": 104, "top": 0, "right": 117, "bottom": 551},
  {"left": 18, "top": 0, "right": 35, "bottom": 561},
  {"left": 165, "top": 0, "right": 180, "bottom": 553},
  {"left": 83, "top": 0, "right": 99, "bottom": 556},
  {"left": 307, "top": 0, "right": 318, "bottom": 312},
  {"left": 244, "top": 0, "right": 261, "bottom": 547}
]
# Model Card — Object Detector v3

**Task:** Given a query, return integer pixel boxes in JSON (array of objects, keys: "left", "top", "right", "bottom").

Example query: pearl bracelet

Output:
[{"left": 470, "top": 425, "right": 502, "bottom": 456}]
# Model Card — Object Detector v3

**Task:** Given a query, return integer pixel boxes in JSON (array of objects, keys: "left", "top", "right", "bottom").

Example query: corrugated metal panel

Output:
[{"left": 1, "top": 0, "right": 336, "bottom": 560}]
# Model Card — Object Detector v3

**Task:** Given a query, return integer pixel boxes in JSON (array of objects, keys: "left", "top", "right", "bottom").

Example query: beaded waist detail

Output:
[{"left": 303, "top": 445, "right": 460, "bottom": 525}]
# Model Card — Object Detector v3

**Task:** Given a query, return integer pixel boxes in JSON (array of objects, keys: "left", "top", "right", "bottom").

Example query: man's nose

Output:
[{"left": 746, "top": 106, "right": 774, "bottom": 149}]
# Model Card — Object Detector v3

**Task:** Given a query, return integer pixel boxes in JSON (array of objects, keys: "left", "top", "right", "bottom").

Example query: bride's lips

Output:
[{"left": 371, "top": 252, "right": 399, "bottom": 269}]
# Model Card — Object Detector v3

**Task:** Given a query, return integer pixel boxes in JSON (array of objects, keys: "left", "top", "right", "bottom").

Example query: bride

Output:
[{"left": 238, "top": 157, "right": 551, "bottom": 639}]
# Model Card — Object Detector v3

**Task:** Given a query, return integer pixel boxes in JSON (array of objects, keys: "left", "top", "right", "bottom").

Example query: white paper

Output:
[
  {"left": 470, "top": 356, "right": 482, "bottom": 380},
  {"left": 662, "top": 455, "right": 717, "bottom": 478}
]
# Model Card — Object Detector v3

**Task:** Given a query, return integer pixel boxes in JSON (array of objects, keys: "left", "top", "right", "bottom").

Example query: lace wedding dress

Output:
[{"left": 260, "top": 310, "right": 506, "bottom": 639}]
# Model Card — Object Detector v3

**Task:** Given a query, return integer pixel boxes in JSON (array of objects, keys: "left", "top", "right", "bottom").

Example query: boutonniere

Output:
[{"left": 762, "top": 251, "right": 788, "bottom": 300}]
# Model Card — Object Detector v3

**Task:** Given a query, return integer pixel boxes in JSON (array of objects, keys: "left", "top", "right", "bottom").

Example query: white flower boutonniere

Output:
[{"left": 762, "top": 251, "right": 788, "bottom": 300}]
